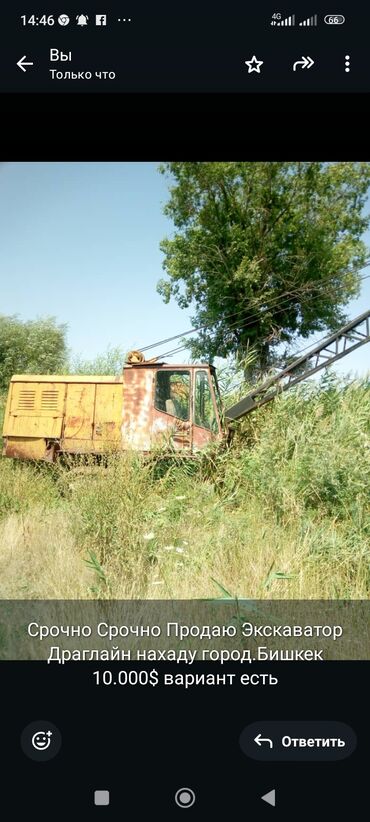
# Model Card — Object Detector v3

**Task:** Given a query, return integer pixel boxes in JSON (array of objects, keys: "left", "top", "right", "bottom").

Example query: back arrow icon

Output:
[
  {"left": 261, "top": 789, "right": 276, "bottom": 807},
  {"left": 17, "top": 55, "right": 34, "bottom": 72},
  {"left": 293, "top": 55, "right": 314, "bottom": 71}
]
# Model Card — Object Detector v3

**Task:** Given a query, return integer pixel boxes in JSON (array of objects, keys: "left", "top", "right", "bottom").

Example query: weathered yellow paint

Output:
[
  {"left": 3, "top": 375, "right": 126, "bottom": 459},
  {"left": 63, "top": 383, "right": 95, "bottom": 440},
  {"left": 4, "top": 437, "right": 47, "bottom": 460},
  {"left": 94, "top": 383, "right": 122, "bottom": 442},
  {"left": 10, "top": 374, "right": 123, "bottom": 384},
  {"left": 61, "top": 438, "right": 120, "bottom": 454},
  {"left": 4, "top": 381, "right": 65, "bottom": 438},
  {"left": 2, "top": 385, "right": 13, "bottom": 436}
]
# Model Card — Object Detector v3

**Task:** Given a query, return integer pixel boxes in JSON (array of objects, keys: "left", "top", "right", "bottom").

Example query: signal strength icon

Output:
[
  {"left": 299, "top": 14, "right": 318, "bottom": 26},
  {"left": 271, "top": 15, "right": 295, "bottom": 26}
]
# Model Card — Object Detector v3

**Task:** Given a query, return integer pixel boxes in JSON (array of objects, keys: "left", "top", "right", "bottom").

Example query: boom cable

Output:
[
  {"left": 138, "top": 259, "right": 370, "bottom": 355},
  {"left": 155, "top": 270, "right": 370, "bottom": 360}
]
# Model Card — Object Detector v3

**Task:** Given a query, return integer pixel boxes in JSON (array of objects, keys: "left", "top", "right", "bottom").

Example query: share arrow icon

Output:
[{"left": 293, "top": 55, "right": 314, "bottom": 71}]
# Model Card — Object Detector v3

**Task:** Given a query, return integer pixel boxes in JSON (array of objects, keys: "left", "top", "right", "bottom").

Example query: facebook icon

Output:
[{"left": 95, "top": 14, "right": 107, "bottom": 25}]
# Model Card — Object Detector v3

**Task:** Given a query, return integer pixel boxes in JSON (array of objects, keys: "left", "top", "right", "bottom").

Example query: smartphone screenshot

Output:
[{"left": 0, "top": 2, "right": 369, "bottom": 818}]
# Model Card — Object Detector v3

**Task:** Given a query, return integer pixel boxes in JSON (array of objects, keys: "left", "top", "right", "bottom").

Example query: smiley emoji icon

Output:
[{"left": 31, "top": 730, "right": 53, "bottom": 751}]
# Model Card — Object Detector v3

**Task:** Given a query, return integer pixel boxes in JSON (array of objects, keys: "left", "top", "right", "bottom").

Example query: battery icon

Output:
[{"left": 324, "top": 14, "right": 345, "bottom": 24}]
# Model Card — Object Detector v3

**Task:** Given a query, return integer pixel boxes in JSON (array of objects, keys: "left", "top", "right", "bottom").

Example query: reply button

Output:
[{"left": 239, "top": 721, "right": 357, "bottom": 761}]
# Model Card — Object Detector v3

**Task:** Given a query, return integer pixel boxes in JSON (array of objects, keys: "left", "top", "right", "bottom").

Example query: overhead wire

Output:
[
  {"left": 138, "top": 259, "right": 370, "bottom": 355},
  {"left": 155, "top": 270, "right": 370, "bottom": 360}
]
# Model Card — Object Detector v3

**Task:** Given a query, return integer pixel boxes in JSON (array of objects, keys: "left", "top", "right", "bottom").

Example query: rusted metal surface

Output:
[
  {"left": 125, "top": 350, "right": 145, "bottom": 363},
  {"left": 60, "top": 438, "right": 120, "bottom": 454},
  {"left": 121, "top": 366, "right": 153, "bottom": 450},
  {"left": 2, "top": 362, "right": 224, "bottom": 461},
  {"left": 151, "top": 407, "right": 192, "bottom": 449},
  {"left": 63, "top": 383, "right": 95, "bottom": 440},
  {"left": 93, "top": 383, "right": 122, "bottom": 442},
  {"left": 192, "top": 423, "right": 213, "bottom": 449},
  {"left": 3, "top": 375, "right": 125, "bottom": 460},
  {"left": 3, "top": 437, "right": 47, "bottom": 460}
]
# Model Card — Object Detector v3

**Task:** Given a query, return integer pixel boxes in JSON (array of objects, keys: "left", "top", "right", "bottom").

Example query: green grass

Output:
[
  {"left": 0, "top": 374, "right": 369, "bottom": 599},
  {"left": 0, "top": 458, "right": 60, "bottom": 519}
]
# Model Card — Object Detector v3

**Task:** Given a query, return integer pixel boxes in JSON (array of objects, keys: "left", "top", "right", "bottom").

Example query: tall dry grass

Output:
[{"left": 0, "top": 374, "right": 369, "bottom": 600}]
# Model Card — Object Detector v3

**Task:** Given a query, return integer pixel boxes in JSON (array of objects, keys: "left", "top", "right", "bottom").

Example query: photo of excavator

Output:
[{"left": 3, "top": 309, "right": 370, "bottom": 462}]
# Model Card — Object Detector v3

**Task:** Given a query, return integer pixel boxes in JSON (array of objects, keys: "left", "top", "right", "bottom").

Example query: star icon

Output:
[{"left": 244, "top": 55, "right": 264, "bottom": 73}]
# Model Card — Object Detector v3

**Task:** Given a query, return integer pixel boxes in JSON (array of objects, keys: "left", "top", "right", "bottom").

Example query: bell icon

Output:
[{"left": 76, "top": 14, "right": 89, "bottom": 26}]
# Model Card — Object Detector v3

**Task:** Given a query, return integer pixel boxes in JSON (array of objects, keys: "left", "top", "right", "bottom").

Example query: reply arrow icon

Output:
[
  {"left": 293, "top": 55, "right": 314, "bottom": 71},
  {"left": 254, "top": 733, "right": 273, "bottom": 748},
  {"left": 17, "top": 55, "right": 34, "bottom": 72}
]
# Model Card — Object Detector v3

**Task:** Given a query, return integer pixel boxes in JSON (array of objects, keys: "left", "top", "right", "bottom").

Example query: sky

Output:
[{"left": 1, "top": 161, "right": 370, "bottom": 379}]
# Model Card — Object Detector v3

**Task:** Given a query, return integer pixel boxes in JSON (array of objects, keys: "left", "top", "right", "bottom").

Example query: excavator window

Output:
[
  {"left": 211, "top": 372, "right": 224, "bottom": 424},
  {"left": 194, "top": 370, "right": 218, "bottom": 432},
  {"left": 155, "top": 370, "right": 190, "bottom": 420}
]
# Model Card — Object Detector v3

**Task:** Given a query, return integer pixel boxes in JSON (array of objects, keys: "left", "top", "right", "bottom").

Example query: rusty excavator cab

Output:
[{"left": 2, "top": 354, "right": 225, "bottom": 461}]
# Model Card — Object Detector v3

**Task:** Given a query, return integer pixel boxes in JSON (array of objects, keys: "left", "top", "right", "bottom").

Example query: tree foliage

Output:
[
  {"left": 158, "top": 162, "right": 370, "bottom": 372},
  {"left": 0, "top": 315, "right": 67, "bottom": 389},
  {"left": 68, "top": 346, "right": 125, "bottom": 376}
]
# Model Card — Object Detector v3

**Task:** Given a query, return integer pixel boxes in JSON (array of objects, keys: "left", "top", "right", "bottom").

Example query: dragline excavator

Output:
[{"left": 2, "top": 309, "right": 370, "bottom": 461}]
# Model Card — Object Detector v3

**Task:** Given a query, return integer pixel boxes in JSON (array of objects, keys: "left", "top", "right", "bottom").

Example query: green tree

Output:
[
  {"left": 69, "top": 345, "right": 125, "bottom": 375},
  {"left": 158, "top": 162, "right": 370, "bottom": 373},
  {"left": 0, "top": 315, "right": 67, "bottom": 389}
]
